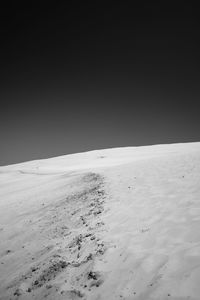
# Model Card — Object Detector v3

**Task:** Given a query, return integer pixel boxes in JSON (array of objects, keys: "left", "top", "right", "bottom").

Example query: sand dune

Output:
[{"left": 0, "top": 142, "right": 200, "bottom": 300}]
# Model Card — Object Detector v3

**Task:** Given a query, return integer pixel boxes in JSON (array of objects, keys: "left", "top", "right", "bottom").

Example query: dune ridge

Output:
[{"left": 0, "top": 142, "right": 200, "bottom": 299}]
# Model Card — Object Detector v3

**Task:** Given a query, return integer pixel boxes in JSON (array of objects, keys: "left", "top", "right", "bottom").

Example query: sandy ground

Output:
[{"left": 0, "top": 142, "right": 200, "bottom": 300}]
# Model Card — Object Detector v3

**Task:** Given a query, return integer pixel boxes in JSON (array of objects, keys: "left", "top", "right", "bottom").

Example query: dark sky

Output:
[{"left": 0, "top": 3, "right": 200, "bottom": 165}]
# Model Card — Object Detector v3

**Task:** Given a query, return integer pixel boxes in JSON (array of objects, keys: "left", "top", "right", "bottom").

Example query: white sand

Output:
[{"left": 0, "top": 142, "right": 200, "bottom": 300}]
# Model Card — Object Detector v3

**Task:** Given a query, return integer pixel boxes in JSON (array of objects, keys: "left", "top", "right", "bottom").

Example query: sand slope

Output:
[{"left": 0, "top": 142, "right": 200, "bottom": 300}]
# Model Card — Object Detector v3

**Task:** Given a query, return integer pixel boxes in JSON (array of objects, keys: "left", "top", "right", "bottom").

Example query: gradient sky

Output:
[{"left": 0, "top": 3, "right": 200, "bottom": 165}]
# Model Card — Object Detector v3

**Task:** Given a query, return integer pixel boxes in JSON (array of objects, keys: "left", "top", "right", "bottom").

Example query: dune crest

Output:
[{"left": 0, "top": 142, "right": 200, "bottom": 300}]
